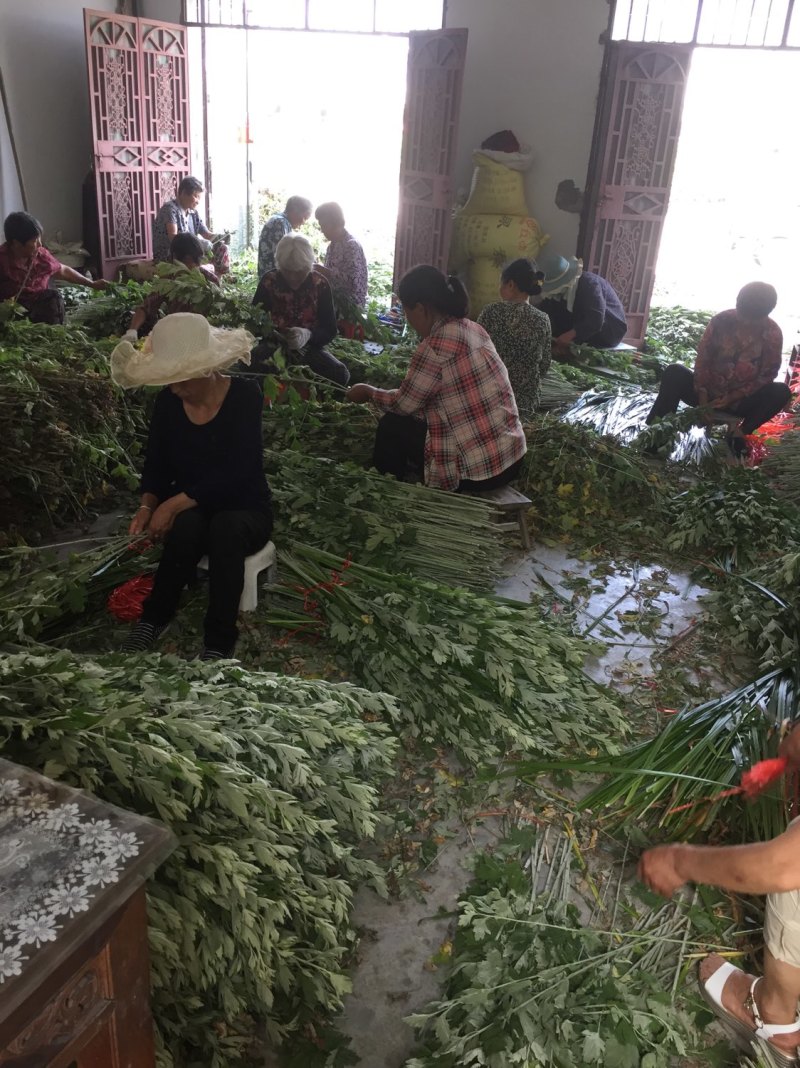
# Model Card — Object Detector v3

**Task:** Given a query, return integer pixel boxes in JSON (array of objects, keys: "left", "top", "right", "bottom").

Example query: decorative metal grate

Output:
[
  {"left": 183, "top": 0, "right": 443, "bottom": 34},
  {"left": 611, "top": 0, "right": 800, "bottom": 47}
]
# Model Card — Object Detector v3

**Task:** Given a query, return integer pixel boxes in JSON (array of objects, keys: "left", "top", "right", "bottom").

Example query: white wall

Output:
[
  {"left": 0, "top": 0, "right": 117, "bottom": 241},
  {"left": 445, "top": 0, "right": 610, "bottom": 257}
]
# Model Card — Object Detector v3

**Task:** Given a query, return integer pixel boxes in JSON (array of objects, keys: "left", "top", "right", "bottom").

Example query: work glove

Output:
[
  {"left": 284, "top": 327, "right": 312, "bottom": 351},
  {"left": 122, "top": 329, "right": 138, "bottom": 344}
]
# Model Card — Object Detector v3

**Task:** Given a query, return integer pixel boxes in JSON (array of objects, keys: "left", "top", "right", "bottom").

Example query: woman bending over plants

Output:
[
  {"left": 346, "top": 265, "right": 526, "bottom": 493},
  {"left": 111, "top": 312, "right": 272, "bottom": 660}
]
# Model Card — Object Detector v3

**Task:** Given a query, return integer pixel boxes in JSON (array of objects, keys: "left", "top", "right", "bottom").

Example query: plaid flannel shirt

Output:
[{"left": 371, "top": 316, "right": 526, "bottom": 491}]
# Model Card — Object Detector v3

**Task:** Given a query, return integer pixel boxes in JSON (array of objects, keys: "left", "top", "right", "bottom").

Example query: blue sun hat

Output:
[{"left": 536, "top": 251, "right": 583, "bottom": 300}]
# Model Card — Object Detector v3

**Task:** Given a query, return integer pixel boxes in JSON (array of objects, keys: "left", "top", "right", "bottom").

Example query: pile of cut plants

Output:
[
  {"left": 0, "top": 649, "right": 399, "bottom": 1067},
  {"left": 0, "top": 318, "right": 149, "bottom": 541},
  {"left": 3, "top": 284, "right": 796, "bottom": 1068},
  {"left": 0, "top": 520, "right": 629, "bottom": 1064},
  {"left": 404, "top": 825, "right": 740, "bottom": 1068}
]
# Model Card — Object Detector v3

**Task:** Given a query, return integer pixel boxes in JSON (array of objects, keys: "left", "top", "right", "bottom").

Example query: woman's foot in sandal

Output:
[{"left": 699, "top": 953, "right": 800, "bottom": 1062}]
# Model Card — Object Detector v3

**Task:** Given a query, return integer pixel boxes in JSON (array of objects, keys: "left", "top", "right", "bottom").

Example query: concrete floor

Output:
[{"left": 334, "top": 541, "right": 709, "bottom": 1068}]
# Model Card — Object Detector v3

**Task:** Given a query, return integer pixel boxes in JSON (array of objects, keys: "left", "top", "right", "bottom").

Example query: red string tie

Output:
[{"left": 107, "top": 574, "right": 154, "bottom": 622}]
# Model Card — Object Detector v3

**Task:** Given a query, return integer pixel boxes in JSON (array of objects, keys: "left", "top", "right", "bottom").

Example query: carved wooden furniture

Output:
[{"left": 0, "top": 758, "right": 174, "bottom": 1067}]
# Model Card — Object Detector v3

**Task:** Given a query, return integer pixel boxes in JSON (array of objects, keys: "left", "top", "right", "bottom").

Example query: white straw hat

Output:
[{"left": 110, "top": 312, "right": 254, "bottom": 389}]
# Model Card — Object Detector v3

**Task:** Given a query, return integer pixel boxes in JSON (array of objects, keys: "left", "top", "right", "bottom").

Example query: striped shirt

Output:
[{"left": 371, "top": 316, "right": 526, "bottom": 491}]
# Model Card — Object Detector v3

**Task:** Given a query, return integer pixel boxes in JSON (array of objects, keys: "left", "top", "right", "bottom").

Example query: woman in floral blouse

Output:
[
  {"left": 0, "top": 211, "right": 106, "bottom": 324},
  {"left": 251, "top": 233, "right": 349, "bottom": 386},
  {"left": 477, "top": 259, "right": 552, "bottom": 419}
]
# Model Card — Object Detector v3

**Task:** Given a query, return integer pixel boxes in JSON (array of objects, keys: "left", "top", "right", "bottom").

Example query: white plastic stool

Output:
[{"left": 197, "top": 540, "right": 277, "bottom": 613}]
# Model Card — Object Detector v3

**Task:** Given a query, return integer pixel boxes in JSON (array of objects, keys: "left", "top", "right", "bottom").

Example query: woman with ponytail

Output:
[
  {"left": 346, "top": 265, "right": 526, "bottom": 492},
  {"left": 477, "top": 259, "right": 551, "bottom": 418}
]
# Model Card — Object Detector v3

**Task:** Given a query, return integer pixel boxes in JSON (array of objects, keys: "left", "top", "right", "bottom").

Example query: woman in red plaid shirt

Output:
[{"left": 346, "top": 266, "right": 526, "bottom": 492}]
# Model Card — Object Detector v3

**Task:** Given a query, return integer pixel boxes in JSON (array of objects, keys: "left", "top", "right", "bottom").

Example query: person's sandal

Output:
[{"left": 701, "top": 961, "right": 800, "bottom": 1066}]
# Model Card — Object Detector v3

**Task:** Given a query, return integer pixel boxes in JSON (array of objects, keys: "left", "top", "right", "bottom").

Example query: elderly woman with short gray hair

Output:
[{"left": 251, "top": 233, "right": 349, "bottom": 387}]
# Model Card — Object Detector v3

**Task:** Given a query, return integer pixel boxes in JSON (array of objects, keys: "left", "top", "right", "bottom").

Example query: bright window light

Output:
[
  {"left": 612, "top": 0, "right": 698, "bottom": 42},
  {"left": 244, "top": 1, "right": 306, "bottom": 28},
  {"left": 612, "top": 0, "right": 796, "bottom": 45},
  {"left": 374, "top": 0, "right": 442, "bottom": 33},
  {"left": 186, "top": 0, "right": 444, "bottom": 32},
  {"left": 308, "top": 0, "right": 374, "bottom": 32}
]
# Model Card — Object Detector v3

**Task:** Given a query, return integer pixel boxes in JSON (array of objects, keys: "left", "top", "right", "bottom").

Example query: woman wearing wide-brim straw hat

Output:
[{"left": 110, "top": 312, "right": 273, "bottom": 660}]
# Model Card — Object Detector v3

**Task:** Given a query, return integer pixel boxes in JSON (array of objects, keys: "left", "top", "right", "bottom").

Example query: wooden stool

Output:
[
  {"left": 197, "top": 540, "right": 277, "bottom": 613},
  {"left": 474, "top": 485, "right": 532, "bottom": 549}
]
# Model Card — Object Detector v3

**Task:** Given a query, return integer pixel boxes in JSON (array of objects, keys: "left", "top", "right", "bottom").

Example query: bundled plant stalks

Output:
[
  {"left": 518, "top": 416, "right": 668, "bottom": 540},
  {"left": 405, "top": 826, "right": 722, "bottom": 1068},
  {"left": 0, "top": 650, "right": 399, "bottom": 1067},
  {"left": 268, "top": 450, "right": 502, "bottom": 589},
  {"left": 263, "top": 396, "right": 378, "bottom": 465},
  {"left": 267, "top": 543, "right": 627, "bottom": 764},
  {"left": 512, "top": 667, "right": 796, "bottom": 843},
  {"left": 665, "top": 467, "right": 800, "bottom": 570},
  {"left": 630, "top": 405, "right": 721, "bottom": 466},
  {"left": 0, "top": 536, "right": 156, "bottom": 643},
  {"left": 0, "top": 335, "right": 150, "bottom": 539},
  {"left": 536, "top": 367, "right": 582, "bottom": 411}
]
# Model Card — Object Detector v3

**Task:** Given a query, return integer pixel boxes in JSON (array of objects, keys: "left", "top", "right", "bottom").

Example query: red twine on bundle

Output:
[
  {"left": 275, "top": 556, "right": 353, "bottom": 647},
  {"left": 667, "top": 756, "right": 789, "bottom": 816},
  {"left": 294, "top": 556, "right": 353, "bottom": 618},
  {"left": 107, "top": 574, "right": 154, "bottom": 622}
]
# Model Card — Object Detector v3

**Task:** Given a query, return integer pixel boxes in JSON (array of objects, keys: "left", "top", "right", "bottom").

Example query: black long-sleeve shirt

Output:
[
  {"left": 252, "top": 269, "right": 337, "bottom": 349},
  {"left": 539, "top": 272, "right": 627, "bottom": 348},
  {"left": 140, "top": 377, "right": 272, "bottom": 513}
]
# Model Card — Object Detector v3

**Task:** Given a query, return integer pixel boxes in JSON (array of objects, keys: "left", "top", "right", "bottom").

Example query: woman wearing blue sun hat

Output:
[{"left": 534, "top": 251, "right": 627, "bottom": 354}]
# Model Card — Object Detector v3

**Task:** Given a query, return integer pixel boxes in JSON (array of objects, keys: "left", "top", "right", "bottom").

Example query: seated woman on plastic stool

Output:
[
  {"left": 111, "top": 313, "right": 272, "bottom": 660},
  {"left": 345, "top": 265, "right": 526, "bottom": 492},
  {"left": 646, "top": 282, "right": 790, "bottom": 458},
  {"left": 0, "top": 211, "right": 106, "bottom": 324}
]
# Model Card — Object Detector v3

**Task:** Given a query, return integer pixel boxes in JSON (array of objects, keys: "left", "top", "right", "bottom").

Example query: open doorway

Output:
[
  {"left": 652, "top": 47, "right": 800, "bottom": 351},
  {"left": 192, "top": 27, "right": 408, "bottom": 275},
  {"left": 582, "top": 0, "right": 800, "bottom": 346}
]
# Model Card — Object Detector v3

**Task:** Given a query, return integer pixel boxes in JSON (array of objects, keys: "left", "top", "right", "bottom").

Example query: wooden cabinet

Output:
[{"left": 0, "top": 759, "right": 174, "bottom": 1068}]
